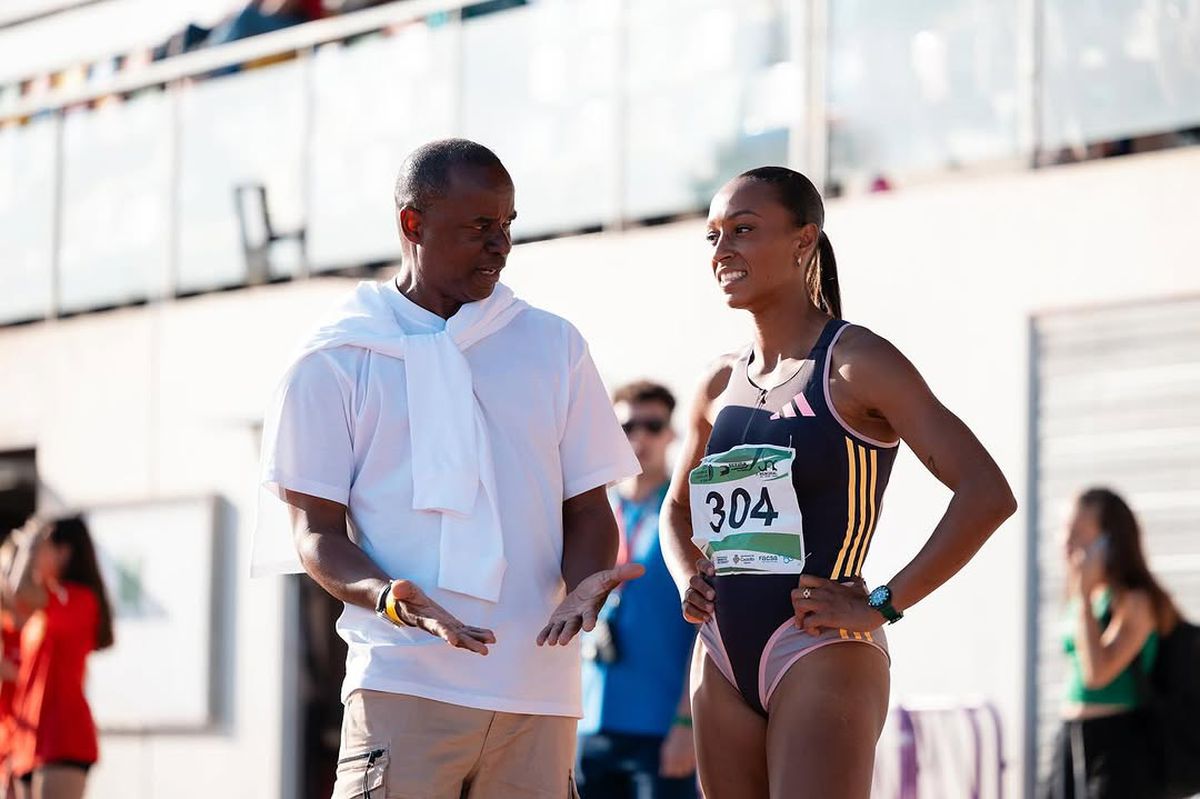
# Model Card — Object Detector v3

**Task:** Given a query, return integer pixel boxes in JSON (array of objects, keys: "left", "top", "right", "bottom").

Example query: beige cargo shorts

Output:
[{"left": 332, "top": 689, "right": 581, "bottom": 799}]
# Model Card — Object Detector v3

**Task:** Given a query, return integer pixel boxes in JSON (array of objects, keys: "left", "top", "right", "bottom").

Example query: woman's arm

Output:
[
  {"left": 793, "top": 330, "right": 1017, "bottom": 632},
  {"left": 1070, "top": 551, "right": 1155, "bottom": 689},
  {"left": 9, "top": 519, "right": 50, "bottom": 613},
  {"left": 662, "top": 357, "right": 734, "bottom": 623}
]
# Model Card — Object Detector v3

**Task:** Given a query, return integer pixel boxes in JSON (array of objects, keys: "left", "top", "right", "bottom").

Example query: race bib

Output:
[{"left": 688, "top": 444, "right": 805, "bottom": 574}]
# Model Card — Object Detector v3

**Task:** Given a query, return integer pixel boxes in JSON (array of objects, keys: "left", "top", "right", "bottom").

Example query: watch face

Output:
[{"left": 868, "top": 586, "right": 890, "bottom": 608}]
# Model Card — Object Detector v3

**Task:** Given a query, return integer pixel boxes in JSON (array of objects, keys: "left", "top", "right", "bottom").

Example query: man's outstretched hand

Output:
[
  {"left": 391, "top": 579, "right": 496, "bottom": 656},
  {"left": 536, "top": 563, "right": 645, "bottom": 646}
]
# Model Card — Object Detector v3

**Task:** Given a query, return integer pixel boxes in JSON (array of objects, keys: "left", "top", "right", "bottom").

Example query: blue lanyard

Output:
[{"left": 619, "top": 483, "right": 669, "bottom": 559}]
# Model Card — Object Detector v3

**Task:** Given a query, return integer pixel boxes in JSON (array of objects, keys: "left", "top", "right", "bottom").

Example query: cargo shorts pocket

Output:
[{"left": 333, "top": 745, "right": 389, "bottom": 799}]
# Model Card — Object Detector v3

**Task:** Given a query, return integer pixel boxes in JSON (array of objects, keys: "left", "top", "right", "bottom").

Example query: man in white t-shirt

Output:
[{"left": 257, "top": 139, "right": 642, "bottom": 798}]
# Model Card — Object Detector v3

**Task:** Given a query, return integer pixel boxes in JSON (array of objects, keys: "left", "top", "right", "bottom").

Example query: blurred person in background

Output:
[
  {"left": 203, "top": 0, "right": 323, "bottom": 76},
  {"left": 1040, "top": 488, "right": 1179, "bottom": 799},
  {"left": 206, "top": 0, "right": 323, "bottom": 47},
  {"left": 578, "top": 381, "right": 698, "bottom": 799},
  {"left": 0, "top": 534, "right": 28, "bottom": 799},
  {"left": 662, "top": 166, "right": 1016, "bottom": 799},
  {"left": 7, "top": 518, "right": 114, "bottom": 799}
]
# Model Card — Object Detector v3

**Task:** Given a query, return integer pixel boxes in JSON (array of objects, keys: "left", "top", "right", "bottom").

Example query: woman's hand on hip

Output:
[
  {"left": 681, "top": 558, "right": 717, "bottom": 624},
  {"left": 790, "top": 575, "right": 881, "bottom": 635}
]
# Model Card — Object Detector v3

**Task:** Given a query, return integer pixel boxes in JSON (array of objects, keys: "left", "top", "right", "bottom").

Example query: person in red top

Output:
[
  {"left": 8, "top": 517, "right": 114, "bottom": 799},
  {"left": 0, "top": 535, "right": 30, "bottom": 799}
]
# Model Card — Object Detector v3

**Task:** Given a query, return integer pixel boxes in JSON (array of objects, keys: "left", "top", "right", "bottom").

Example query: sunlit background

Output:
[{"left": 1, "top": 0, "right": 1198, "bottom": 796}]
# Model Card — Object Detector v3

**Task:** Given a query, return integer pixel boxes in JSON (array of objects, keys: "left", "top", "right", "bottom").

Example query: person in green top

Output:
[{"left": 1040, "top": 487, "right": 1181, "bottom": 799}]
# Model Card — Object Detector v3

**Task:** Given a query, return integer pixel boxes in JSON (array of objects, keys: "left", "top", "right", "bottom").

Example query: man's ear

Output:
[{"left": 398, "top": 206, "right": 423, "bottom": 245}]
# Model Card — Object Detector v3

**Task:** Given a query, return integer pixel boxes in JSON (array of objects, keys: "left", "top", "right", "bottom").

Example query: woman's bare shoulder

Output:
[{"left": 689, "top": 351, "right": 742, "bottom": 425}]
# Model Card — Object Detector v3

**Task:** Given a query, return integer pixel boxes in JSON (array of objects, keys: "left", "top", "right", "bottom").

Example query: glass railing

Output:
[
  {"left": 623, "top": 0, "right": 798, "bottom": 219},
  {"left": 826, "top": 0, "right": 1022, "bottom": 194},
  {"left": 0, "top": 0, "right": 807, "bottom": 322},
  {"left": 0, "top": 115, "right": 56, "bottom": 322},
  {"left": 307, "top": 23, "right": 459, "bottom": 270},
  {"left": 2, "top": 0, "right": 1198, "bottom": 324},
  {"left": 58, "top": 92, "right": 173, "bottom": 313},
  {"left": 1040, "top": 0, "right": 1200, "bottom": 153},
  {"left": 176, "top": 60, "right": 307, "bottom": 292},
  {"left": 462, "top": 3, "right": 622, "bottom": 239}
]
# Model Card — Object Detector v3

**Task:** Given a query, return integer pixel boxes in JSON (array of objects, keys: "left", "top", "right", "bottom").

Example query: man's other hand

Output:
[{"left": 536, "top": 563, "right": 645, "bottom": 646}]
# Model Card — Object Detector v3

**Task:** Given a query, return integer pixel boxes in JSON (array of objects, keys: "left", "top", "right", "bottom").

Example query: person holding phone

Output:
[
  {"left": 1040, "top": 487, "right": 1181, "bottom": 799},
  {"left": 7, "top": 517, "right": 115, "bottom": 799}
]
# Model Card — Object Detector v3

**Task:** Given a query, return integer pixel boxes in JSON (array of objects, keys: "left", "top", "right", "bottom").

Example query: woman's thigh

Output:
[
  {"left": 692, "top": 651, "right": 768, "bottom": 799},
  {"left": 765, "top": 641, "right": 890, "bottom": 799},
  {"left": 33, "top": 765, "right": 88, "bottom": 799}
]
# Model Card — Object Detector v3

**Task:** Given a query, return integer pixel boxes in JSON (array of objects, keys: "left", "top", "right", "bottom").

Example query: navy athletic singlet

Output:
[{"left": 689, "top": 318, "right": 898, "bottom": 715}]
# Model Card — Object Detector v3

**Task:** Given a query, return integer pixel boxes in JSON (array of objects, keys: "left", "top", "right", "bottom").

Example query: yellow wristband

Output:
[{"left": 384, "top": 589, "right": 405, "bottom": 626}]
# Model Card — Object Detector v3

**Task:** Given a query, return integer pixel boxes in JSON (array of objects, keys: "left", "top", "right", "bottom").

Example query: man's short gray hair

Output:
[{"left": 393, "top": 138, "right": 507, "bottom": 210}]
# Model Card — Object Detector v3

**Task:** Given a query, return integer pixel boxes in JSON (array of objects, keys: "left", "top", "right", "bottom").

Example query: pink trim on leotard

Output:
[
  {"left": 758, "top": 619, "right": 795, "bottom": 710},
  {"left": 823, "top": 324, "right": 900, "bottom": 449},
  {"left": 760, "top": 624, "right": 891, "bottom": 711},
  {"left": 699, "top": 618, "right": 738, "bottom": 689}
]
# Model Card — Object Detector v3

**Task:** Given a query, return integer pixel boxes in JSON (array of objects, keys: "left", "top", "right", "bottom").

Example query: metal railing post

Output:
[
  {"left": 609, "top": 0, "right": 628, "bottom": 231},
  {"left": 800, "top": 0, "right": 829, "bottom": 192},
  {"left": 165, "top": 82, "right": 183, "bottom": 300},
  {"left": 1018, "top": 0, "right": 1045, "bottom": 167},
  {"left": 298, "top": 45, "right": 315, "bottom": 280},
  {"left": 48, "top": 111, "right": 64, "bottom": 319}
]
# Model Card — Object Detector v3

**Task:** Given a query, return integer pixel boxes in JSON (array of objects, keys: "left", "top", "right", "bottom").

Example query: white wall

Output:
[{"left": 1, "top": 145, "right": 1198, "bottom": 797}]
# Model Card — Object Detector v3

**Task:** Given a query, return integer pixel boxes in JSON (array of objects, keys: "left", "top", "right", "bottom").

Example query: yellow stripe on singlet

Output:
[
  {"left": 851, "top": 448, "right": 880, "bottom": 576},
  {"left": 831, "top": 438, "right": 859, "bottom": 578},
  {"left": 842, "top": 445, "right": 871, "bottom": 579},
  {"left": 839, "top": 629, "right": 849, "bottom": 640},
  {"left": 852, "top": 632, "right": 863, "bottom": 641},
  {"left": 865, "top": 631, "right": 874, "bottom": 643}
]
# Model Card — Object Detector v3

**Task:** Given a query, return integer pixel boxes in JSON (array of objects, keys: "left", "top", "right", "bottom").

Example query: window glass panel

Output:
[
  {"left": 827, "top": 0, "right": 1020, "bottom": 193},
  {"left": 59, "top": 93, "right": 172, "bottom": 312},
  {"left": 0, "top": 117, "right": 55, "bottom": 322}
]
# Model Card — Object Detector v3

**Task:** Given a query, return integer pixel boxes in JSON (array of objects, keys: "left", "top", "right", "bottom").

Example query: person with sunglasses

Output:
[{"left": 578, "top": 381, "right": 699, "bottom": 799}]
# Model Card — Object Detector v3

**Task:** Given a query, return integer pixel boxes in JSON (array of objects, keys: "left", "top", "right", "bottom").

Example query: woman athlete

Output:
[{"left": 661, "top": 167, "right": 1017, "bottom": 799}]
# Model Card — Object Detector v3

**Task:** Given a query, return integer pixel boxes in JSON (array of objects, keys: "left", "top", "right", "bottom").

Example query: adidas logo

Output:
[{"left": 769, "top": 392, "right": 816, "bottom": 420}]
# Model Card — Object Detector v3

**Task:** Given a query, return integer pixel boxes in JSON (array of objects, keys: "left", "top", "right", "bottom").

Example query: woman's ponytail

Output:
[
  {"left": 802, "top": 230, "right": 842, "bottom": 319},
  {"left": 815, "top": 231, "right": 841, "bottom": 319}
]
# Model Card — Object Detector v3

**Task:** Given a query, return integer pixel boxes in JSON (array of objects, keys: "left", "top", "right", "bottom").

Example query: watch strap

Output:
[
  {"left": 877, "top": 601, "right": 903, "bottom": 624},
  {"left": 870, "top": 586, "right": 904, "bottom": 624}
]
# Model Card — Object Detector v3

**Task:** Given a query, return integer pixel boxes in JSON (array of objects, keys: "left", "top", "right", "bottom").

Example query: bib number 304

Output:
[
  {"left": 705, "top": 486, "right": 779, "bottom": 533},
  {"left": 688, "top": 444, "right": 805, "bottom": 574}
]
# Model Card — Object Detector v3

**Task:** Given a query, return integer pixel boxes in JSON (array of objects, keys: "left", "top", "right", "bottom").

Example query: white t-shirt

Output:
[{"left": 263, "top": 283, "right": 639, "bottom": 716}]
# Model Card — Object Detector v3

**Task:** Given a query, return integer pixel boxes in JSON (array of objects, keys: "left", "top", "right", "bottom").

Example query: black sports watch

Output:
[{"left": 867, "top": 585, "right": 904, "bottom": 625}]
